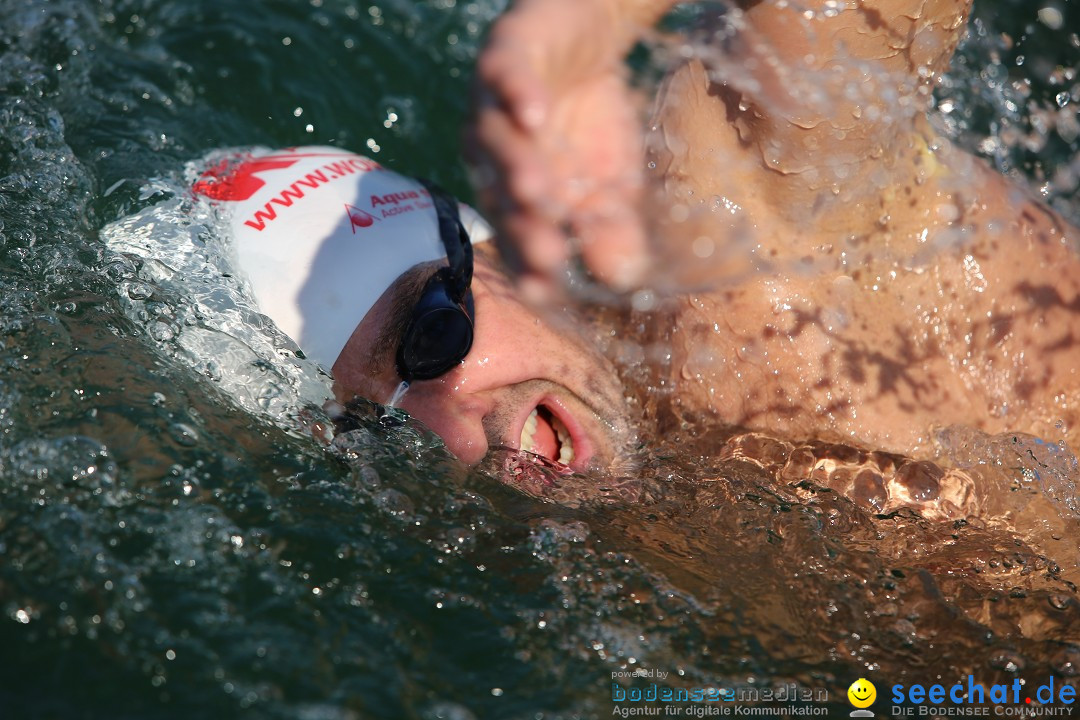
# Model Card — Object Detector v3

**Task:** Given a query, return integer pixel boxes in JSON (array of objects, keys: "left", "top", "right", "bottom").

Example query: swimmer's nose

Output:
[{"left": 398, "top": 376, "right": 494, "bottom": 465}]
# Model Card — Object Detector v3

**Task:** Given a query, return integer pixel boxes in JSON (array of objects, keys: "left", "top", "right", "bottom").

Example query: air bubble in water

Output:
[
  {"left": 169, "top": 423, "right": 199, "bottom": 447},
  {"left": 374, "top": 488, "right": 415, "bottom": 518}
]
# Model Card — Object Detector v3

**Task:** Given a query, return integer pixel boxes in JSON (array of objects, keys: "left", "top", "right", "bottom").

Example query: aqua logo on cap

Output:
[{"left": 193, "top": 146, "right": 491, "bottom": 371}]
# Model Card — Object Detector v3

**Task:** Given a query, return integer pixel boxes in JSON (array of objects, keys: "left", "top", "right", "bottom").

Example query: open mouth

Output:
[{"left": 519, "top": 404, "right": 575, "bottom": 467}]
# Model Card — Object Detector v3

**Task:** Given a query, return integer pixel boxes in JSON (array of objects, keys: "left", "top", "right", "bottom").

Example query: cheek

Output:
[
  {"left": 467, "top": 270, "right": 614, "bottom": 390},
  {"left": 480, "top": 305, "right": 544, "bottom": 348},
  {"left": 471, "top": 275, "right": 549, "bottom": 351},
  {"left": 474, "top": 299, "right": 590, "bottom": 385}
]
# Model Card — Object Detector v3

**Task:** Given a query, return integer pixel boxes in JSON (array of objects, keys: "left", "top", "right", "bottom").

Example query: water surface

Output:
[{"left": 1, "top": 1, "right": 1079, "bottom": 718}]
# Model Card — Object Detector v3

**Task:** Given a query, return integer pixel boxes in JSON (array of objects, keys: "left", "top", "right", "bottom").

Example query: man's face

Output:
[{"left": 333, "top": 247, "right": 636, "bottom": 472}]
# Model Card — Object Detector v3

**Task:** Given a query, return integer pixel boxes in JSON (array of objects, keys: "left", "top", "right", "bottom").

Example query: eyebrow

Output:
[{"left": 367, "top": 263, "right": 437, "bottom": 377}]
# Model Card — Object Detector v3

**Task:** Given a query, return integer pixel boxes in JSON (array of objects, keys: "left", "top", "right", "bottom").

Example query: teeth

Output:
[
  {"left": 520, "top": 408, "right": 538, "bottom": 453},
  {"left": 518, "top": 407, "right": 575, "bottom": 466},
  {"left": 553, "top": 416, "right": 574, "bottom": 465}
]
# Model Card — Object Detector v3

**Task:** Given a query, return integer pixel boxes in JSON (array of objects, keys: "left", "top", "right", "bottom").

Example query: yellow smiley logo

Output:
[{"left": 848, "top": 678, "right": 877, "bottom": 709}]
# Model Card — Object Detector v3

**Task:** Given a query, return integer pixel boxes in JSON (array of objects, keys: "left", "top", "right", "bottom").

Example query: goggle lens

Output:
[
  {"left": 399, "top": 285, "right": 474, "bottom": 380},
  {"left": 395, "top": 182, "right": 476, "bottom": 382}
]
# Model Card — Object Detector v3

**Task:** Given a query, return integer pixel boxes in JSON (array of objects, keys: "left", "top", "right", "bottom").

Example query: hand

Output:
[{"left": 467, "top": 0, "right": 651, "bottom": 293}]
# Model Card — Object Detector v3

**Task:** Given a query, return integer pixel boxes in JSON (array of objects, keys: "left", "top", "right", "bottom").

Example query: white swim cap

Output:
[{"left": 193, "top": 146, "right": 492, "bottom": 371}]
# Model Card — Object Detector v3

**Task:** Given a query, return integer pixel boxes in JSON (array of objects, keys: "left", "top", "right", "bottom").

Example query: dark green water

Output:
[{"left": 1, "top": 1, "right": 1079, "bottom": 719}]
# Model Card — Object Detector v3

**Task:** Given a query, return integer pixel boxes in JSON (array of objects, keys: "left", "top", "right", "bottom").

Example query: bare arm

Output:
[{"left": 469, "top": 0, "right": 974, "bottom": 292}]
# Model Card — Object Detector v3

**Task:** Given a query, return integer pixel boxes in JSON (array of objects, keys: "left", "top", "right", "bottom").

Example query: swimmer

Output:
[
  {"left": 192, "top": 147, "right": 637, "bottom": 472},
  {"left": 197, "top": 0, "right": 1079, "bottom": 480},
  {"left": 470, "top": 0, "right": 1080, "bottom": 458}
]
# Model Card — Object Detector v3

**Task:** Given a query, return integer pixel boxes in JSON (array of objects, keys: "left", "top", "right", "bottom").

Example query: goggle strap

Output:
[
  {"left": 420, "top": 178, "right": 472, "bottom": 303},
  {"left": 454, "top": 221, "right": 473, "bottom": 300}
]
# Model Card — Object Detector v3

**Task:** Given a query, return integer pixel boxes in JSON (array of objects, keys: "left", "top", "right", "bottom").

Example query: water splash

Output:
[
  {"left": 386, "top": 379, "right": 410, "bottom": 408},
  {"left": 937, "top": 1, "right": 1080, "bottom": 225},
  {"left": 101, "top": 154, "right": 336, "bottom": 424}
]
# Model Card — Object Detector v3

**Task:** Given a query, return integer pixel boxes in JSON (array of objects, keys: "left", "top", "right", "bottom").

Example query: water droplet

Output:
[
  {"left": 631, "top": 289, "right": 656, "bottom": 312},
  {"left": 150, "top": 321, "right": 175, "bottom": 342},
  {"left": 126, "top": 282, "right": 153, "bottom": 300},
  {"left": 1038, "top": 6, "right": 1064, "bottom": 30},
  {"left": 169, "top": 423, "right": 199, "bottom": 447},
  {"left": 989, "top": 650, "right": 1025, "bottom": 673},
  {"left": 692, "top": 236, "right": 715, "bottom": 259},
  {"left": 1053, "top": 646, "right": 1080, "bottom": 676},
  {"left": 422, "top": 702, "right": 477, "bottom": 720}
]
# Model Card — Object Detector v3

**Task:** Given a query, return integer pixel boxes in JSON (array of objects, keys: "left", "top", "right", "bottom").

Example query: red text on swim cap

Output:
[{"left": 193, "top": 151, "right": 383, "bottom": 232}]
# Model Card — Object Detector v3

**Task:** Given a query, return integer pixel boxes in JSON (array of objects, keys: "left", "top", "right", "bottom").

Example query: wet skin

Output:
[
  {"left": 332, "top": 244, "right": 637, "bottom": 472},
  {"left": 468, "top": 0, "right": 1080, "bottom": 461},
  {"left": 645, "top": 1, "right": 1080, "bottom": 456},
  {"left": 336, "top": 0, "right": 1080, "bottom": 474}
]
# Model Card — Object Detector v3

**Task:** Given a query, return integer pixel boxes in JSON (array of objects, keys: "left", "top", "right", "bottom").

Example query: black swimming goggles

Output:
[{"left": 395, "top": 180, "right": 476, "bottom": 382}]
